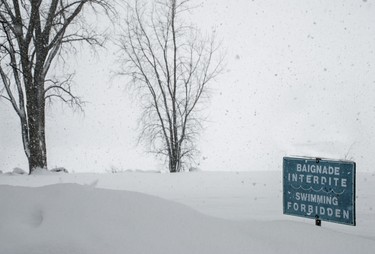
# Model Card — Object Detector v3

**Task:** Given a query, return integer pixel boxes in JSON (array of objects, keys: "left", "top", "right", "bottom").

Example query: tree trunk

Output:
[
  {"left": 27, "top": 105, "right": 47, "bottom": 173},
  {"left": 169, "top": 156, "right": 178, "bottom": 173},
  {"left": 26, "top": 80, "right": 47, "bottom": 174},
  {"left": 169, "top": 146, "right": 181, "bottom": 173}
]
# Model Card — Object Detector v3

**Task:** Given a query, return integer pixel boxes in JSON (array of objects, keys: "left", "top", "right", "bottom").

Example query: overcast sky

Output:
[{"left": 1, "top": 0, "right": 375, "bottom": 173}]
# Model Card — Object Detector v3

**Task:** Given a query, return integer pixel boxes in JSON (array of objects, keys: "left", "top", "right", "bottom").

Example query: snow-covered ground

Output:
[{"left": 1, "top": 171, "right": 374, "bottom": 253}]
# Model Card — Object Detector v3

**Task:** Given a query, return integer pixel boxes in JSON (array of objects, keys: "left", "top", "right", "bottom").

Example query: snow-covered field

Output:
[{"left": 1, "top": 171, "right": 374, "bottom": 253}]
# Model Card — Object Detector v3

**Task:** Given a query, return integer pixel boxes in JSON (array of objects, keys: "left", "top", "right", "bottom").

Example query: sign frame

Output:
[{"left": 283, "top": 156, "right": 356, "bottom": 226}]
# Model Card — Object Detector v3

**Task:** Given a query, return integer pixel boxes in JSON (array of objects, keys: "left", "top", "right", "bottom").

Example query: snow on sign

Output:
[{"left": 283, "top": 157, "right": 356, "bottom": 226}]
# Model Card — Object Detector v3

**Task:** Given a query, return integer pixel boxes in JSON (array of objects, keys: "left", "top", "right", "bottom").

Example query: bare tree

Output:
[
  {"left": 0, "top": 0, "right": 114, "bottom": 174},
  {"left": 118, "top": 0, "right": 223, "bottom": 172}
]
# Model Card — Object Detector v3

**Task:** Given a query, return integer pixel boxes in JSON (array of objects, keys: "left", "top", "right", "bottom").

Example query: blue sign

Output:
[{"left": 283, "top": 157, "right": 356, "bottom": 226}]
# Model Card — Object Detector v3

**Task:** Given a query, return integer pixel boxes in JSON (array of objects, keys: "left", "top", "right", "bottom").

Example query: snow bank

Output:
[
  {"left": 0, "top": 172, "right": 374, "bottom": 253},
  {"left": 0, "top": 184, "right": 270, "bottom": 254},
  {"left": 12, "top": 167, "right": 26, "bottom": 175}
]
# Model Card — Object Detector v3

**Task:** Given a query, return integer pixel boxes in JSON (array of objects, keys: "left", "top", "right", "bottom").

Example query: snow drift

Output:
[{"left": 0, "top": 175, "right": 374, "bottom": 254}]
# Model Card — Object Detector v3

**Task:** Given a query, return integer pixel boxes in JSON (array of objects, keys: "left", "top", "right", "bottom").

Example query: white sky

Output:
[{"left": 1, "top": 0, "right": 375, "bottom": 173}]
